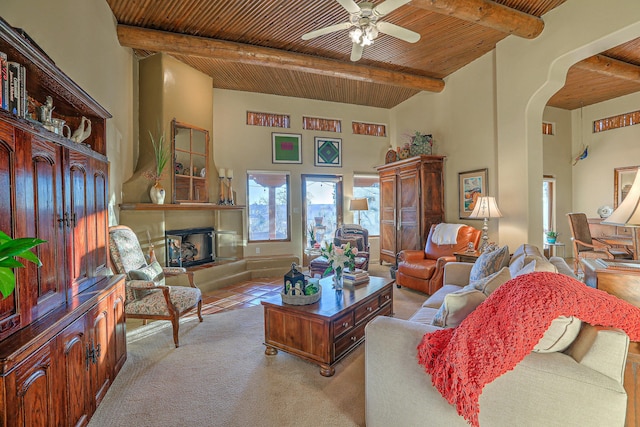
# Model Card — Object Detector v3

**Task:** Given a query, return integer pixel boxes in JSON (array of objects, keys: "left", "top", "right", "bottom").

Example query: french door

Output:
[{"left": 302, "top": 175, "right": 343, "bottom": 248}]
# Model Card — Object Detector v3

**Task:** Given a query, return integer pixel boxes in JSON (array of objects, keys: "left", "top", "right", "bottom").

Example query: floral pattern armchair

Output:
[{"left": 109, "top": 225, "right": 203, "bottom": 347}]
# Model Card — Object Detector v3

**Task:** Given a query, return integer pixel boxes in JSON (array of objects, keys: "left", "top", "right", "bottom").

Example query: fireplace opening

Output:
[{"left": 165, "top": 227, "right": 215, "bottom": 267}]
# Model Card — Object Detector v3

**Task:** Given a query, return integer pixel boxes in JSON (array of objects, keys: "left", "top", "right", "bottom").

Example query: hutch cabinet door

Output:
[
  {"left": 379, "top": 171, "right": 397, "bottom": 264},
  {"left": 65, "top": 150, "right": 91, "bottom": 296},
  {"left": 4, "top": 344, "right": 58, "bottom": 427},
  {"left": 90, "top": 159, "right": 109, "bottom": 276},
  {"left": 111, "top": 281, "right": 127, "bottom": 375},
  {"left": 59, "top": 314, "right": 91, "bottom": 427},
  {"left": 28, "top": 136, "right": 67, "bottom": 320},
  {"left": 89, "top": 298, "right": 112, "bottom": 408},
  {"left": 396, "top": 167, "right": 421, "bottom": 252}
]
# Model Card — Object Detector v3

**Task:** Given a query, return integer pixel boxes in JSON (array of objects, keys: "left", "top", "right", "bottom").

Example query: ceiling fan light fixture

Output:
[{"left": 349, "top": 27, "right": 363, "bottom": 44}]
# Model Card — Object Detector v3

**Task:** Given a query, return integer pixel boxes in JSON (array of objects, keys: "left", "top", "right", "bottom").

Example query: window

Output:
[
  {"left": 352, "top": 121, "right": 387, "bottom": 137},
  {"left": 303, "top": 116, "right": 341, "bottom": 132},
  {"left": 247, "top": 171, "right": 290, "bottom": 242},
  {"left": 542, "top": 176, "right": 555, "bottom": 238},
  {"left": 542, "top": 122, "right": 555, "bottom": 135},
  {"left": 246, "top": 111, "right": 290, "bottom": 128},
  {"left": 302, "top": 175, "right": 343, "bottom": 248},
  {"left": 353, "top": 174, "right": 380, "bottom": 236}
]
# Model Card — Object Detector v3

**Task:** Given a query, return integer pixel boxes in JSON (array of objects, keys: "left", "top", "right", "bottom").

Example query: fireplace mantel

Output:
[{"left": 120, "top": 203, "right": 245, "bottom": 211}]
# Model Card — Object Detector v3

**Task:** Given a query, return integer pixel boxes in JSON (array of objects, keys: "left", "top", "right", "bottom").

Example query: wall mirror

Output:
[
  {"left": 172, "top": 119, "right": 210, "bottom": 203},
  {"left": 614, "top": 165, "right": 639, "bottom": 208}
]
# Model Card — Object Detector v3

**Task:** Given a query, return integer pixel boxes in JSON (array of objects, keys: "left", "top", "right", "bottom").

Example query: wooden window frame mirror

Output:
[
  {"left": 172, "top": 119, "right": 210, "bottom": 203},
  {"left": 614, "top": 165, "right": 639, "bottom": 208}
]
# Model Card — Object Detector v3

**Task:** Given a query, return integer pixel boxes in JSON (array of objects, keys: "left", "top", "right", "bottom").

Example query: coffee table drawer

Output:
[
  {"left": 355, "top": 297, "right": 379, "bottom": 324},
  {"left": 379, "top": 287, "right": 392, "bottom": 306},
  {"left": 333, "top": 311, "right": 355, "bottom": 338},
  {"left": 334, "top": 323, "right": 366, "bottom": 359}
]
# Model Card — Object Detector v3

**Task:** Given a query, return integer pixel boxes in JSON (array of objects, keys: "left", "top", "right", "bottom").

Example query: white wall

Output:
[
  {"left": 212, "top": 89, "right": 391, "bottom": 261},
  {"left": 2, "top": 0, "right": 136, "bottom": 225}
]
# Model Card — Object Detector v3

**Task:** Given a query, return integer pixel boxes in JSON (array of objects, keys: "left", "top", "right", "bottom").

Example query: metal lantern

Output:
[{"left": 284, "top": 262, "right": 306, "bottom": 296}]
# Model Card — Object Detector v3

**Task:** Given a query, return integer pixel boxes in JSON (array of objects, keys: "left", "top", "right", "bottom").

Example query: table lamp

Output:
[
  {"left": 603, "top": 167, "right": 640, "bottom": 257},
  {"left": 468, "top": 196, "right": 503, "bottom": 252},
  {"left": 349, "top": 198, "right": 369, "bottom": 225}
]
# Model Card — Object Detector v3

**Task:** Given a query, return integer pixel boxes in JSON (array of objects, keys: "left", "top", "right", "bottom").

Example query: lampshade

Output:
[
  {"left": 603, "top": 167, "right": 640, "bottom": 226},
  {"left": 468, "top": 196, "right": 503, "bottom": 219},
  {"left": 349, "top": 198, "right": 369, "bottom": 211}
]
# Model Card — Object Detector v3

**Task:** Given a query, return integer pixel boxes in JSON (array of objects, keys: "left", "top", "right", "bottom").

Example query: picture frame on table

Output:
[
  {"left": 459, "top": 168, "right": 488, "bottom": 219},
  {"left": 614, "top": 165, "right": 639, "bottom": 208},
  {"left": 314, "top": 137, "right": 342, "bottom": 167},
  {"left": 272, "top": 133, "right": 302, "bottom": 164}
]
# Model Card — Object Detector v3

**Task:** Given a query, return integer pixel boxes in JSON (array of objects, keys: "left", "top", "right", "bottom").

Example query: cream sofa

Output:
[{"left": 365, "top": 244, "right": 631, "bottom": 426}]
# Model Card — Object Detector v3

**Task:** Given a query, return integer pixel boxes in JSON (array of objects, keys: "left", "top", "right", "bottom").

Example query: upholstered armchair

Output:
[
  {"left": 108, "top": 225, "right": 203, "bottom": 347},
  {"left": 567, "top": 212, "right": 633, "bottom": 274},
  {"left": 309, "top": 224, "right": 370, "bottom": 277},
  {"left": 396, "top": 224, "right": 481, "bottom": 295}
]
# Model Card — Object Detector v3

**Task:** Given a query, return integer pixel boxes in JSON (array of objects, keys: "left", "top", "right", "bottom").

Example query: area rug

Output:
[{"left": 89, "top": 305, "right": 368, "bottom": 427}]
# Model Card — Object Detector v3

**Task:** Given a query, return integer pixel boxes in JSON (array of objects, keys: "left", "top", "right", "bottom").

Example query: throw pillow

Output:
[
  {"left": 469, "top": 245, "right": 510, "bottom": 284},
  {"left": 432, "top": 289, "right": 487, "bottom": 328},
  {"left": 533, "top": 316, "right": 582, "bottom": 353},
  {"left": 128, "top": 260, "right": 165, "bottom": 284},
  {"left": 468, "top": 267, "right": 511, "bottom": 296},
  {"left": 512, "top": 260, "right": 536, "bottom": 278}
]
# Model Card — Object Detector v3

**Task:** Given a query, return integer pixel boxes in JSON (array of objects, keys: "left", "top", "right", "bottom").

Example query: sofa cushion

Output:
[
  {"left": 512, "top": 259, "right": 537, "bottom": 277},
  {"left": 431, "top": 289, "right": 487, "bottom": 328},
  {"left": 423, "top": 284, "right": 464, "bottom": 308},
  {"left": 533, "top": 316, "right": 582, "bottom": 353},
  {"left": 127, "top": 261, "right": 165, "bottom": 299},
  {"left": 469, "top": 245, "right": 510, "bottom": 284},
  {"left": 408, "top": 306, "right": 440, "bottom": 325},
  {"left": 469, "top": 267, "right": 511, "bottom": 296}
]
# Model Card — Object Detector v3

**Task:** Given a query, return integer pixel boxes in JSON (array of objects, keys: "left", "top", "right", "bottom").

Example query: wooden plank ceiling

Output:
[{"left": 106, "top": 0, "right": 640, "bottom": 110}]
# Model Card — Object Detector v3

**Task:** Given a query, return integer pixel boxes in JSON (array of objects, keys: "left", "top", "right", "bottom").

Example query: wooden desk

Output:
[{"left": 581, "top": 258, "right": 640, "bottom": 426}]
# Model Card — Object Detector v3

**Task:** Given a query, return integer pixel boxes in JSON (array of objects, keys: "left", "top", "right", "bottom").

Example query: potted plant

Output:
[
  {"left": 143, "top": 130, "right": 169, "bottom": 204},
  {"left": 0, "top": 230, "right": 46, "bottom": 299},
  {"left": 308, "top": 224, "right": 316, "bottom": 247},
  {"left": 545, "top": 231, "right": 559, "bottom": 244}
]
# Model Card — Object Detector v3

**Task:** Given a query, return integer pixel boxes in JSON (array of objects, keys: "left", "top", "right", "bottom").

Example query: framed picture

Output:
[
  {"left": 614, "top": 165, "right": 639, "bottom": 208},
  {"left": 272, "top": 133, "right": 302, "bottom": 164},
  {"left": 314, "top": 137, "right": 342, "bottom": 167},
  {"left": 459, "top": 168, "right": 488, "bottom": 219}
]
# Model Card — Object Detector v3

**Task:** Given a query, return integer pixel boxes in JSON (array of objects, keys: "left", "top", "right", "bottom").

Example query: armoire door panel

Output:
[{"left": 66, "top": 152, "right": 90, "bottom": 296}]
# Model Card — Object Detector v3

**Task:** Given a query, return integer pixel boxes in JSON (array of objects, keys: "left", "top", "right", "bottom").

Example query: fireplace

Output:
[{"left": 165, "top": 227, "right": 215, "bottom": 267}]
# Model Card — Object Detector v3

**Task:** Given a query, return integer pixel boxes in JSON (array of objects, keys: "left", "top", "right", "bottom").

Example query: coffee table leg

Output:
[
  {"left": 319, "top": 364, "right": 335, "bottom": 377},
  {"left": 264, "top": 345, "right": 278, "bottom": 356}
]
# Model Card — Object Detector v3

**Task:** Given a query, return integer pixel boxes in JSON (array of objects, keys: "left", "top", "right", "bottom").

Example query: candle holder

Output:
[
  {"left": 218, "top": 175, "right": 227, "bottom": 205},
  {"left": 226, "top": 177, "right": 234, "bottom": 205}
]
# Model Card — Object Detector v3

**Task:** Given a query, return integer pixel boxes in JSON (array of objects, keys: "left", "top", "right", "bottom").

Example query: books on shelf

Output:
[{"left": 0, "top": 53, "right": 27, "bottom": 117}]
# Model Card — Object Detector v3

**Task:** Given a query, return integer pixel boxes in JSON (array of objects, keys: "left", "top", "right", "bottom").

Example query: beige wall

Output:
[
  {"left": 213, "top": 89, "right": 390, "bottom": 261},
  {"left": 2, "top": 0, "right": 136, "bottom": 226},
  {"left": 572, "top": 91, "right": 640, "bottom": 220}
]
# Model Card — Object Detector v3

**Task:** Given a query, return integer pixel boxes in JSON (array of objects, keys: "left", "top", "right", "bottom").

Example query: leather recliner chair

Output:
[{"left": 396, "top": 224, "right": 481, "bottom": 295}]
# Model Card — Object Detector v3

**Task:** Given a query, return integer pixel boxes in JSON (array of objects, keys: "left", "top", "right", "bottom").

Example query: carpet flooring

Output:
[{"left": 88, "top": 282, "right": 425, "bottom": 427}]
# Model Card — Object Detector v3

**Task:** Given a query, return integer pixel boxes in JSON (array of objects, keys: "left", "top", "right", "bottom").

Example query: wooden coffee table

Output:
[{"left": 262, "top": 275, "right": 394, "bottom": 376}]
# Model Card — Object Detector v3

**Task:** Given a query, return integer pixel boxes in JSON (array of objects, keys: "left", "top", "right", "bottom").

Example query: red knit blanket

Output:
[{"left": 417, "top": 272, "right": 640, "bottom": 427}]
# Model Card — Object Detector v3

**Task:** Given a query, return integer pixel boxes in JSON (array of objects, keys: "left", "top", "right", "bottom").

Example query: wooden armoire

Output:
[
  {"left": 0, "top": 18, "right": 126, "bottom": 426},
  {"left": 377, "top": 155, "right": 445, "bottom": 265}
]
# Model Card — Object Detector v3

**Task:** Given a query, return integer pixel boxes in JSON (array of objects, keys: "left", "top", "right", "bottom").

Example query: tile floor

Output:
[{"left": 198, "top": 277, "right": 283, "bottom": 315}]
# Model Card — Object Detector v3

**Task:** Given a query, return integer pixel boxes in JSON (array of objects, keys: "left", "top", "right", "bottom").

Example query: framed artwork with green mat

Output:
[{"left": 272, "top": 133, "right": 302, "bottom": 164}]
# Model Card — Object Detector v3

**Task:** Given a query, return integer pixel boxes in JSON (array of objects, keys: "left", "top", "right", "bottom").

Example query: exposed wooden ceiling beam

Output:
[
  {"left": 116, "top": 25, "right": 445, "bottom": 93},
  {"left": 574, "top": 54, "right": 640, "bottom": 81},
  {"left": 410, "top": 0, "right": 544, "bottom": 39}
]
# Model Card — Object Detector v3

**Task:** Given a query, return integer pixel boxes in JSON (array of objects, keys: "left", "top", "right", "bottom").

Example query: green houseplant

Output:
[
  {"left": 545, "top": 230, "right": 559, "bottom": 243},
  {"left": 144, "top": 129, "right": 169, "bottom": 204},
  {"left": 0, "top": 230, "right": 46, "bottom": 299}
]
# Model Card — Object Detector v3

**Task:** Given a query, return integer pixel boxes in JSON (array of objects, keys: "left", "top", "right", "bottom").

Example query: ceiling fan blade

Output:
[
  {"left": 350, "top": 43, "right": 364, "bottom": 62},
  {"left": 373, "top": 0, "right": 411, "bottom": 16},
  {"left": 376, "top": 21, "right": 420, "bottom": 43},
  {"left": 337, "top": 0, "right": 361, "bottom": 14},
  {"left": 302, "top": 22, "right": 352, "bottom": 40}
]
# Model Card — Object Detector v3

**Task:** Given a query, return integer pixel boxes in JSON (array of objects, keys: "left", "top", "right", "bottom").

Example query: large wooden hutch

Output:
[
  {"left": 377, "top": 155, "right": 445, "bottom": 265},
  {"left": 0, "top": 18, "right": 126, "bottom": 426}
]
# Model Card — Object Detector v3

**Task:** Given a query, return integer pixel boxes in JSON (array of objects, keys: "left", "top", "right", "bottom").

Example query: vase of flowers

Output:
[
  {"left": 320, "top": 242, "right": 357, "bottom": 290},
  {"left": 143, "top": 130, "right": 169, "bottom": 204}
]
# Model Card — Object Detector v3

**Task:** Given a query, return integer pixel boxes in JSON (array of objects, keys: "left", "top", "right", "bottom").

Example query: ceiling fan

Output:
[{"left": 301, "top": 0, "right": 420, "bottom": 62}]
